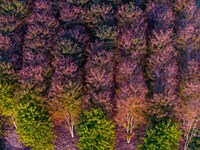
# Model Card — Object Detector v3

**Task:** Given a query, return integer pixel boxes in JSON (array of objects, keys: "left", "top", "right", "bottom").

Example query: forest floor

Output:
[{"left": 4, "top": 126, "right": 25, "bottom": 150}]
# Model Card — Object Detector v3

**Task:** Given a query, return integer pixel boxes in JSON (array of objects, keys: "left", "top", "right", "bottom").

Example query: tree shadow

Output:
[{"left": 0, "top": 138, "right": 6, "bottom": 150}]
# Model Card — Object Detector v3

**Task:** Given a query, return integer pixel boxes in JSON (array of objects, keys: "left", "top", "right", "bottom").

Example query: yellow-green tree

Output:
[
  {"left": 0, "top": 62, "right": 17, "bottom": 128},
  {"left": 139, "top": 119, "right": 182, "bottom": 150},
  {"left": 77, "top": 108, "right": 115, "bottom": 150},
  {"left": 16, "top": 89, "right": 54, "bottom": 150}
]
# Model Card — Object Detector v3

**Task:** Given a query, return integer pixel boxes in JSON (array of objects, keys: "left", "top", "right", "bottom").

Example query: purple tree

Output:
[
  {"left": 48, "top": 1, "right": 89, "bottom": 143},
  {"left": 49, "top": 26, "right": 89, "bottom": 98},
  {"left": 0, "top": 0, "right": 29, "bottom": 68},
  {"left": 174, "top": 1, "right": 200, "bottom": 148},
  {"left": 114, "top": 2, "right": 148, "bottom": 146},
  {"left": 57, "top": 0, "right": 86, "bottom": 24},
  {"left": 20, "top": 0, "right": 58, "bottom": 91},
  {"left": 50, "top": 0, "right": 89, "bottom": 98},
  {"left": 147, "top": 1, "right": 179, "bottom": 121},
  {"left": 174, "top": 0, "right": 200, "bottom": 67},
  {"left": 84, "top": 1, "right": 117, "bottom": 115},
  {"left": 85, "top": 43, "right": 114, "bottom": 113},
  {"left": 176, "top": 60, "right": 200, "bottom": 150},
  {"left": 0, "top": 34, "right": 11, "bottom": 51}
]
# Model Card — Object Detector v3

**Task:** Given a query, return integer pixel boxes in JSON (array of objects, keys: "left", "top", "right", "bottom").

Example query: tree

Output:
[
  {"left": 85, "top": 49, "right": 114, "bottom": 113},
  {"left": 178, "top": 100, "right": 200, "bottom": 150},
  {"left": 0, "top": 0, "right": 29, "bottom": 69},
  {"left": 139, "top": 119, "right": 182, "bottom": 150},
  {"left": 16, "top": 89, "right": 54, "bottom": 150},
  {"left": 49, "top": 82, "right": 82, "bottom": 138},
  {"left": 176, "top": 60, "right": 200, "bottom": 150},
  {"left": 58, "top": 0, "right": 86, "bottom": 24},
  {"left": 115, "top": 97, "right": 147, "bottom": 144},
  {"left": 188, "top": 134, "right": 200, "bottom": 150},
  {"left": 21, "top": 0, "right": 58, "bottom": 89},
  {"left": 147, "top": 1, "right": 179, "bottom": 121},
  {"left": 0, "top": 0, "right": 28, "bottom": 34},
  {"left": 84, "top": 0, "right": 117, "bottom": 115},
  {"left": 173, "top": 1, "right": 200, "bottom": 149},
  {"left": 77, "top": 108, "right": 115, "bottom": 150},
  {"left": 49, "top": 25, "right": 88, "bottom": 98},
  {"left": 0, "top": 62, "right": 17, "bottom": 128},
  {"left": 115, "top": 2, "right": 147, "bottom": 145}
]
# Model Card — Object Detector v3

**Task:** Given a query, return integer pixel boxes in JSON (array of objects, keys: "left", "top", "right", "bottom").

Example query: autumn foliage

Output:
[{"left": 0, "top": 0, "right": 199, "bottom": 150}]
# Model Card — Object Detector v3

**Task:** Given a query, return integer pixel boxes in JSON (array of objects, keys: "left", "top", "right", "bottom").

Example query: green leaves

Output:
[
  {"left": 0, "top": 0, "right": 27, "bottom": 17},
  {"left": 77, "top": 108, "right": 115, "bottom": 150},
  {"left": 0, "top": 0, "right": 28, "bottom": 33},
  {"left": 0, "top": 62, "right": 16, "bottom": 117},
  {"left": 140, "top": 119, "right": 182, "bottom": 150},
  {"left": 16, "top": 91, "right": 54, "bottom": 150},
  {"left": 96, "top": 25, "right": 116, "bottom": 41}
]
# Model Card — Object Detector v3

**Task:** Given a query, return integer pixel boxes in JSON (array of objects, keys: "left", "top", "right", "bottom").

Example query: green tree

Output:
[
  {"left": 139, "top": 119, "right": 182, "bottom": 150},
  {"left": 77, "top": 108, "right": 115, "bottom": 150},
  {"left": 189, "top": 133, "right": 200, "bottom": 150},
  {"left": 0, "top": 63, "right": 17, "bottom": 128},
  {"left": 16, "top": 90, "right": 54, "bottom": 150}
]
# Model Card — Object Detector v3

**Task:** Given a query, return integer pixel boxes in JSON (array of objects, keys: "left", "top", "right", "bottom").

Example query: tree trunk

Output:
[
  {"left": 11, "top": 116, "right": 17, "bottom": 129},
  {"left": 184, "top": 141, "right": 189, "bottom": 150},
  {"left": 127, "top": 137, "right": 131, "bottom": 144},
  {"left": 69, "top": 125, "right": 74, "bottom": 138}
]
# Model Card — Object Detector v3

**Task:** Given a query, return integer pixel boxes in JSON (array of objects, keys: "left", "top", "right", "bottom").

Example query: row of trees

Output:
[{"left": 0, "top": 0, "right": 199, "bottom": 149}]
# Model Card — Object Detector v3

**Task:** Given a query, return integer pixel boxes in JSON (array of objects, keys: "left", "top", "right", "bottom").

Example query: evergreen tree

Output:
[
  {"left": 139, "top": 119, "right": 182, "bottom": 150},
  {"left": 16, "top": 89, "right": 54, "bottom": 150},
  {"left": 0, "top": 62, "right": 17, "bottom": 128},
  {"left": 77, "top": 108, "right": 115, "bottom": 150}
]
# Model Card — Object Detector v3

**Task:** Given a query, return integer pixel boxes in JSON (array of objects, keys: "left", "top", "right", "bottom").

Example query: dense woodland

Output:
[{"left": 0, "top": 0, "right": 199, "bottom": 150}]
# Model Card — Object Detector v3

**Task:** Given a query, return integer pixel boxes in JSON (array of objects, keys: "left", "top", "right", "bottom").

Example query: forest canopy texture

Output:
[{"left": 0, "top": 0, "right": 199, "bottom": 150}]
